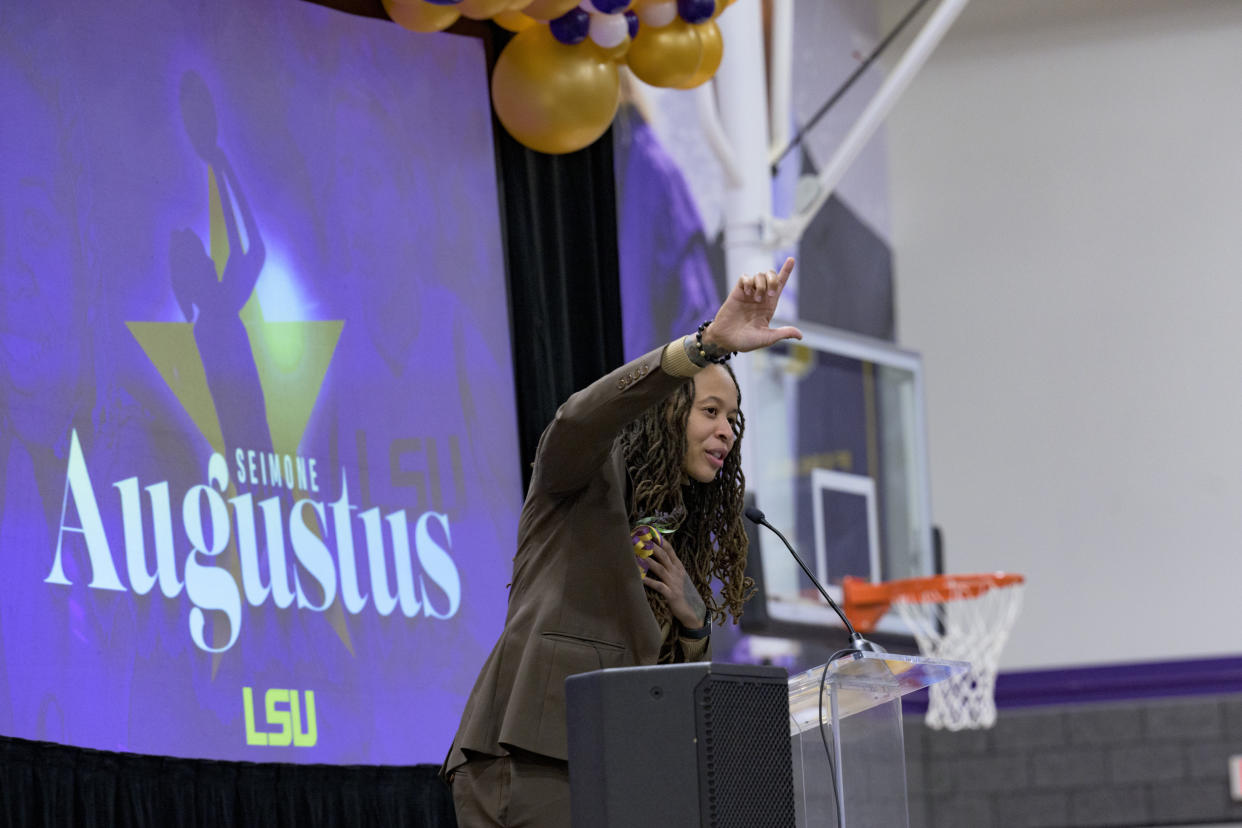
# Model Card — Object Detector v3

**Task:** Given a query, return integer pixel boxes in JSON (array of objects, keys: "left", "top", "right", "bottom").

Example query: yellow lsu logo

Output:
[{"left": 243, "top": 687, "right": 317, "bottom": 747}]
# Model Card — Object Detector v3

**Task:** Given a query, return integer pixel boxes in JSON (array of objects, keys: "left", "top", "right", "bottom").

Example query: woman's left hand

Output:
[
  {"left": 641, "top": 534, "right": 708, "bottom": 629},
  {"left": 701, "top": 257, "right": 802, "bottom": 355}
]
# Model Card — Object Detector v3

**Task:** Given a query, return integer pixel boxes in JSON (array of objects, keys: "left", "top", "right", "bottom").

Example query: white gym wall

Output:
[{"left": 886, "top": 0, "right": 1242, "bottom": 670}]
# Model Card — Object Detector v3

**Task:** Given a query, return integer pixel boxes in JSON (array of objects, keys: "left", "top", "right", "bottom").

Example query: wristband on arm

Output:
[
  {"left": 680, "top": 615, "right": 711, "bottom": 640},
  {"left": 693, "top": 319, "right": 734, "bottom": 365}
]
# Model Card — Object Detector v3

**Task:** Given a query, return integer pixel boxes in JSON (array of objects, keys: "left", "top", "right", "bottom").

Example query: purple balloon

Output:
[
  {"left": 677, "top": 0, "right": 715, "bottom": 24},
  {"left": 592, "top": 0, "right": 630, "bottom": 13},
  {"left": 550, "top": 7, "right": 591, "bottom": 45},
  {"left": 624, "top": 9, "right": 639, "bottom": 39},
  {"left": 422, "top": 0, "right": 462, "bottom": 5}
]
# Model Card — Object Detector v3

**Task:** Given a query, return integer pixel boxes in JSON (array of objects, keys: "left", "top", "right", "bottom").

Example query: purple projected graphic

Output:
[
  {"left": 613, "top": 108, "right": 722, "bottom": 360},
  {"left": 0, "top": 1, "right": 520, "bottom": 764}
]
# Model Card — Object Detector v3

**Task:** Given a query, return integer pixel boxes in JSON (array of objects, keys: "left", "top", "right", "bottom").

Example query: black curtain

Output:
[
  {"left": 495, "top": 101, "right": 624, "bottom": 491},
  {"left": 0, "top": 7, "right": 622, "bottom": 826},
  {"left": 0, "top": 735, "right": 455, "bottom": 828}
]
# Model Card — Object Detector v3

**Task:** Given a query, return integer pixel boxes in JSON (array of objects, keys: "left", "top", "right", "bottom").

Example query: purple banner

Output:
[{"left": 0, "top": 0, "right": 520, "bottom": 764}]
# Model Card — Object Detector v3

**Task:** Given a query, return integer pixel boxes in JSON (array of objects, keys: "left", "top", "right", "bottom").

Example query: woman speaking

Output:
[{"left": 444, "top": 259, "right": 801, "bottom": 827}]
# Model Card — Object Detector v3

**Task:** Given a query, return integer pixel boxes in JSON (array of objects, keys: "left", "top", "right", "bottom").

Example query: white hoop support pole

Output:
[
  {"left": 767, "top": 0, "right": 970, "bottom": 249},
  {"left": 715, "top": 0, "right": 778, "bottom": 489},
  {"left": 694, "top": 83, "right": 744, "bottom": 189},
  {"left": 766, "top": 0, "right": 794, "bottom": 164},
  {"left": 715, "top": 0, "right": 774, "bottom": 262}
]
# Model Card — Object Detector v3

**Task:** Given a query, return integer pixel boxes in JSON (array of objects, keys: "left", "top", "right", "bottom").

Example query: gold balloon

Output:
[
  {"left": 382, "top": 0, "right": 459, "bottom": 32},
  {"left": 626, "top": 18, "right": 703, "bottom": 88},
  {"left": 457, "top": 0, "right": 511, "bottom": 19},
  {"left": 676, "top": 21, "right": 723, "bottom": 88},
  {"left": 491, "top": 26, "right": 621, "bottom": 154},
  {"left": 493, "top": 9, "right": 537, "bottom": 30},
  {"left": 519, "top": 0, "right": 581, "bottom": 21},
  {"left": 587, "top": 33, "right": 631, "bottom": 62}
]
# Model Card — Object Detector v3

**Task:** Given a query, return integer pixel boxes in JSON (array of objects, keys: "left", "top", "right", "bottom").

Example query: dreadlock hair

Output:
[{"left": 619, "top": 362, "right": 754, "bottom": 630}]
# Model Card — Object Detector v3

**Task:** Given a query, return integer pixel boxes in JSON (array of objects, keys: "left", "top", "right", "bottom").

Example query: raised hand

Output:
[
  {"left": 702, "top": 257, "right": 802, "bottom": 354},
  {"left": 179, "top": 71, "right": 220, "bottom": 162}
]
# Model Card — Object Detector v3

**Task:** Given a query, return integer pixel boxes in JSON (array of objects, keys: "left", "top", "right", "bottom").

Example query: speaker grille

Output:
[{"left": 695, "top": 675, "right": 796, "bottom": 828}]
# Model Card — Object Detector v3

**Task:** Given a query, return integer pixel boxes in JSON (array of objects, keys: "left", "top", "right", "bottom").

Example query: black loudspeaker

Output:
[{"left": 566, "top": 662, "right": 796, "bottom": 828}]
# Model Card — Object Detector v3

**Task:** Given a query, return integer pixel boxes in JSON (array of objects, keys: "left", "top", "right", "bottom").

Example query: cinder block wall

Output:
[{"left": 904, "top": 694, "right": 1242, "bottom": 827}]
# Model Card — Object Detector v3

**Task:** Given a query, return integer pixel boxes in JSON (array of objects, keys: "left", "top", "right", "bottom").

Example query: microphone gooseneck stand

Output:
[{"left": 744, "top": 505, "right": 884, "bottom": 828}]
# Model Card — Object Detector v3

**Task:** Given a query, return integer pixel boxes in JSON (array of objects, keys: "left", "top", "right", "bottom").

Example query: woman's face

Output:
[{"left": 682, "top": 364, "right": 740, "bottom": 484}]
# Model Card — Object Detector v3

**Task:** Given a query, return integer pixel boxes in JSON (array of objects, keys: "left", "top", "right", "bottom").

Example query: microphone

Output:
[{"left": 744, "top": 505, "right": 881, "bottom": 653}]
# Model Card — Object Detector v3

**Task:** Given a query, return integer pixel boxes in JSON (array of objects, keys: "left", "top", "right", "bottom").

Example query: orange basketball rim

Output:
[{"left": 842, "top": 572, "right": 1026, "bottom": 633}]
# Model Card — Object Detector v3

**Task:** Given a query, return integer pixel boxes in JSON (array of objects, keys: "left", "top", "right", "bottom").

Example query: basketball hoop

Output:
[{"left": 843, "top": 573, "right": 1025, "bottom": 730}]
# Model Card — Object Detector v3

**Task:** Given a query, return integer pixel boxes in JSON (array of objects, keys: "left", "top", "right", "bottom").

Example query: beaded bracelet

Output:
[{"left": 695, "top": 319, "right": 735, "bottom": 365}]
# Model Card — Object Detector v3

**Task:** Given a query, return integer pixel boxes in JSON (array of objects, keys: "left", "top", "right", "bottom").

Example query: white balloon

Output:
[
  {"left": 588, "top": 12, "right": 628, "bottom": 48},
  {"left": 637, "top": 0, "right": 676, "bottom": 27}
]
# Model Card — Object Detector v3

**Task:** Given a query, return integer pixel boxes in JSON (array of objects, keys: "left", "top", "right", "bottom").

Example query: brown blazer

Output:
[{"left": 445, "top": 344, "right": 711, "bottom": 770}]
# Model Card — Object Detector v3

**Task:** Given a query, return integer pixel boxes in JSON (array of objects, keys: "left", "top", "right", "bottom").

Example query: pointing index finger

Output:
[{"left": 777, "top": 257, "right": 795, "bottom": 286}]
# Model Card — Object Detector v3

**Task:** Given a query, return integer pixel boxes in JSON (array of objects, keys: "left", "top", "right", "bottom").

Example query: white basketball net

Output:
[{"left": 891, "top": 581, "right": 1025, "bottom": 730}]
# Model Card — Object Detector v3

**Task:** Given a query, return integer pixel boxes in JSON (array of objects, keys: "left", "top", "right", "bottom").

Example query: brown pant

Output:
[{"left": 450, "top": 751, "right": 572, "bottom": 828}]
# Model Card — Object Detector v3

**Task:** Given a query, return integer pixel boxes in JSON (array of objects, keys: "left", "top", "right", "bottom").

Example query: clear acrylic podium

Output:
[{"left": 789, "top": 651, "right": 968, "bottom": 828}]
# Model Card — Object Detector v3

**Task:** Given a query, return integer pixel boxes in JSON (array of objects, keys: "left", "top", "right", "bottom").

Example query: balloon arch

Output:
[{"left": 382, "top": 0, "right": 735, "bottom": 154}]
